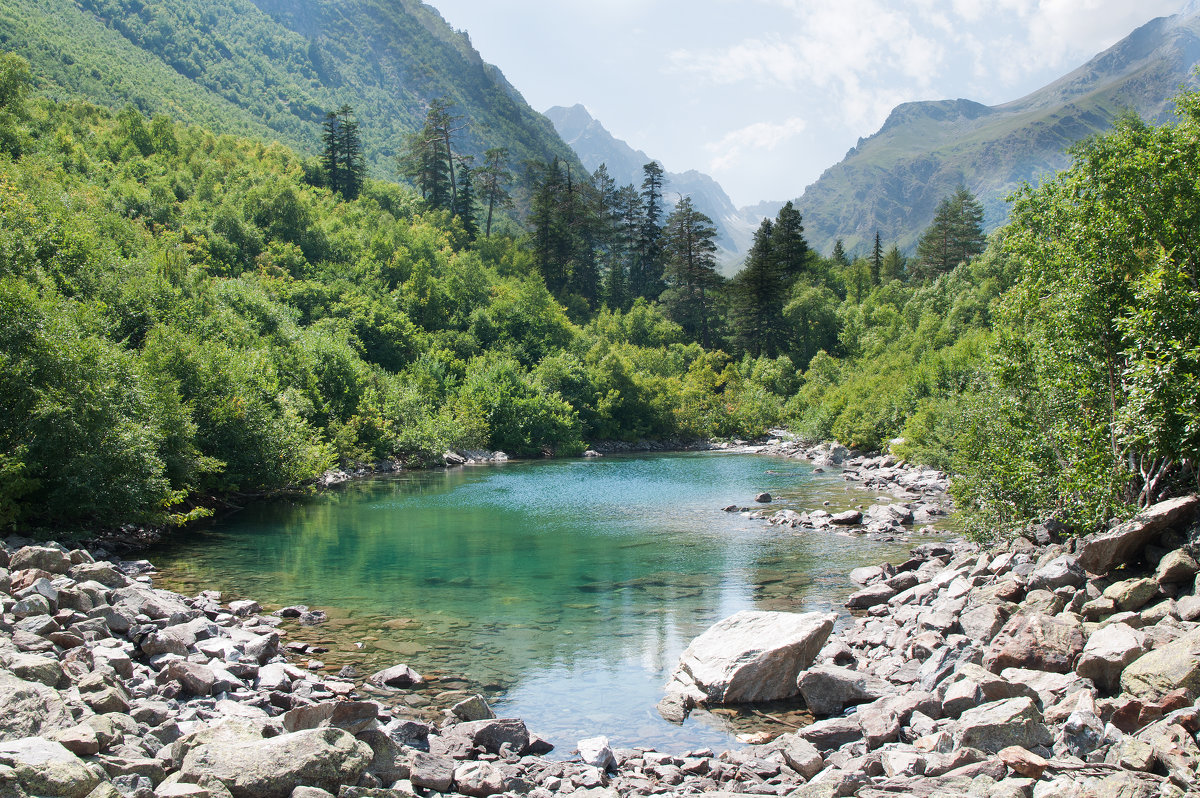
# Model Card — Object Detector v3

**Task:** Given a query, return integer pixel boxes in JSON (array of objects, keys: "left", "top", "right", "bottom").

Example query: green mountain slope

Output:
[
  {"left": 0, "top": 0, "right": 582, "bottom": 192},
  {"left": 793, "top": 5, "right": 1200, "bottom": 257}
]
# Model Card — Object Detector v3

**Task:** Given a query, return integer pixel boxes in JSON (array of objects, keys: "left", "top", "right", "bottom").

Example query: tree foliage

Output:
[{"left": 953, "top": 94, "right": 1200, "bottom": 534}]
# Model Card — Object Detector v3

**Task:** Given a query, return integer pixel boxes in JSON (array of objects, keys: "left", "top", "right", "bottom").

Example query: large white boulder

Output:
[{"left": 665, "top": 610, "right": 835, "bottom": 705}]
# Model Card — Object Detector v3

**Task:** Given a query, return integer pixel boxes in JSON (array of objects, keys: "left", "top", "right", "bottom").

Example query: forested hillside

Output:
[
  {"left": 0, "top": 53, "right": 791, "bottom": 531},
  {"left": 0, "top": 0, "right": 583, "bottom": 205}
]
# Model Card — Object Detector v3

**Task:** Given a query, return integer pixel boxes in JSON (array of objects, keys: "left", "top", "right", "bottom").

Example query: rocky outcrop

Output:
[{"left": 663, "top": 610, "right": 835, "bottom": 706}]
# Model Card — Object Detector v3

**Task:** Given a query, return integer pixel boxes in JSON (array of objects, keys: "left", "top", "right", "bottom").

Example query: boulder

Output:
[
  {"left": 845, "top": 583, "right": 896, "bottom": 610},
  {"left": 450, "top": 695, "right": 495, "bottom": 723},
  {"left": 577, "top": 736, "right": 616, "bottom": 770},
  {"left": 367, "top": 664, "right": 423, "bottom": 689},
  {"left": 831, "top": 510, "right": 862, "bottom": 526},
  {"left": 10, "top": 545, "right": 72, "bottom": 574},
  {"left": 665, "top": 610, "right": 835, "bottom": 705},
  {"left": 1155, "top": 549, "right": 1200, "bottom": 584},
  {"left": 796, "top": 664, "right": 892, "bottom": 716},
  {"left": 111, "top": 584, "right": 198, "bottom": 622},
  {"left": 179, "top": 727, "right": 371, "bottom": 798},
  {"left": 408, "top": 751, "right": 456, "bottom": 792},
  {"left": 997, "top": 746, "right": 1048, "bottom": 779},
  {"left": 982, "top": 613, "right": 1084, "bottom": 674},
  {"left": 772, "top": 733, "right": 823, "bottom": 779},
  {"left": 952, "top": 697, "right": 1053, "bottom": 753},
  {"left": 1076, "top": 495, "right": 1200, "bottom": 575},
  {"left": 0, "top": 670, "right": 73, "bottom": 741},
  {"left": 1026, "top": 556, "right": 1085, "bottom": 592},
  {"left": 453, "top": 760, "right": 507, "bottom": 797},
  {"left": 1102, "top": 578, "right": 1159, "bottom": 613},
  {"left": 796, "top": 715, "right": 863, "bottom": 751},
  {"left": 0, "top": 737, "right": 101, "bottom": 798},
  {"left": 1075, "top": 622, "right": 1147, "bottom": 694},
  {"left": 1120, "top": 628, "right": 1200, "bottom": 702},
  {"left": 281, "top": 701, "right": 380, "bottom": 735},
  {"left": 451, "top": 718, "right": 530, "bottom": 755},
  {"left": 958, "top": 604, "right": 1012, "bottom": 644},
  {"left": 941, "top": 663, "right": 1038, "bottom": 719},
  {"left": 165, "top": 662, "right": 217, "bottom": 696}
]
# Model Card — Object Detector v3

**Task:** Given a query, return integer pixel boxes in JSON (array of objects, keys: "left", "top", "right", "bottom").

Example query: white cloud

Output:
[{"left": 705, "top": 117, "right": 808, "bottom": 172}]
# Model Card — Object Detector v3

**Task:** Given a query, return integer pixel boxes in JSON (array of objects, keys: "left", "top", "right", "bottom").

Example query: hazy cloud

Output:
[{"left": 706, "top": 117, "right": 807, "bottom": 172}]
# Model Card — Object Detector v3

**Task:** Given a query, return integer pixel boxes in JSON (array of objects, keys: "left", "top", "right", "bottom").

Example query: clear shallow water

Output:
[{"left": 149, "top": 452, "right": 930, "bottom": 752}]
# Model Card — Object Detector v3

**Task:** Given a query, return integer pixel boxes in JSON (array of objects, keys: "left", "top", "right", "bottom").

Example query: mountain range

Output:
[
  {"left": 790, "top": 4, "right": 1200, "bottom": 256},
  {"left": 547, "top": 4, "right": 1200, "bottom": 261},
  {"left": 3, "top": 0, "right": 1198, "bottom": 265}
]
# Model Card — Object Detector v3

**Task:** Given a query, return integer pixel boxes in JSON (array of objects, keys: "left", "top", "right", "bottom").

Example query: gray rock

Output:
[
  {"left": 1076, "top": 495, "right": 1200, "bottom": 575},
  {"left": 1102, "top": 578, "right": 1159, "bottom": 612},
  {"left": 453, "top": 760, "right": 507, "bottom": 797},
  {"left": 1027, "top": 556, "right": 1085, "bottom": 592},
  {"left": 367, "top": 664, "right": 423, "bottom": 689},
  {"left": 68, "top": 562, "right": 129, "bottom": 588},
  {"left": 1155, "top": 548, "right": 1200, "bottom": 584},
  {"left": 10, "top": 545, "right": 72, "bottom": 574},
  {"left": 0, "top": 669, "right": 73, "bottom": 742},
  {"left": 797, "top": 715, "right": 863, "bottom": 751},
  {"left": 577, "top": 736, "right": 616, "bottom": 771},
  {"left": 408, "top": 751, "right": 456, "bottom": 792},
  {"left": 846, "top": 583, "right": 896, "bottom": 609},
  {"left": 941, "top": 663, "right": 1038, "bottom": 719},
  {"left": 952, "top": 697, "right": 1052, "bottom": 753},
  {"left": 451, "top": 718, "right": 530, "bottom": 755},
  {"left": 772, "top": 733, "right": 823, "bottom": 779},
  {"left": 0, "top": 736, "right": 101, "bottom": 798},
  {"left": 958, "top": 604, "right": 1012, "bottom": 644},
  {"left": 1075, "top": 622, "right": 1147, "bottom": 694},
  {"left": 1120, "top": 627, "right": 1200, "bottom": 701},
  {"left": 281, "top": 701, "right": 379, "bottom": 735},
  {"left": 450, "top": 695, "right": 495, "bottom": 722},
  {"left": 797, "top": 664, "right": 892, "bottom": 716},
  {"left": 164, "top": 662, "right": 216, "bottom": 696},
  {"left": 179, "top": 727, "right": 371, "bottom": 798},
  {"left": 665, "top": 610, "right": 835, "bottom": 705}
]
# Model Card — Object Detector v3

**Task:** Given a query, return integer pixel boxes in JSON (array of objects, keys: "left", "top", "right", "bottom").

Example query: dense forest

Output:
[{"left": 1, "top": 45, "right": 1197, "bottom": 543}]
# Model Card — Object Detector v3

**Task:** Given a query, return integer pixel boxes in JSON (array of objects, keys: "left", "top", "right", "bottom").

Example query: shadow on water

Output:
[{"left": 149, "top": 452, "right": 948, "bottom": 752}]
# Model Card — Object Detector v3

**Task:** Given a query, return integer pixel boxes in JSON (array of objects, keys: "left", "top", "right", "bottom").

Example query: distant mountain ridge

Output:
[
  {"left": 792, "top": 4, "right": 1200, "bottom": 257},
  {"left": 545, "top": 104, "right": 760, "bottom": 272},
  {"left": 0, "top": 0, "right": 584, "bottom": 202}
]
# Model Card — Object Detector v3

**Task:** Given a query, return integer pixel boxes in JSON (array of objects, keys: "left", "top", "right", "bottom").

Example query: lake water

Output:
[{"left": 149, "top": 452, "right": 933, "bottom": 753}]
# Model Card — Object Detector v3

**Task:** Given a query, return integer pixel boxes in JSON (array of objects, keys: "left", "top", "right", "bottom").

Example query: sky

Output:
[{"left": 427, "top": 1, "right": 1192, "bottom": 208}]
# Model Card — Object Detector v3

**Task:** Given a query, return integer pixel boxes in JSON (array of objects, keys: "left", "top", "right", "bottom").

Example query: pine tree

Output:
[
  {"left": 772, "top": 201, "right": 809, "bottom": 285},
  {"left": 396, "top": 98, "right": 464, "bottom": 214},
  {"left": 830, "top": 238, "right": 849, "bottom": 267},
  {"left": 914, "top": 185, "right": 986, "bottom": 279},
  {"left": 728, "top": 219, "right": 779, "bottom": 357},
  {"left": 631, "top": 161, "right": 666, "bottom": 301},
  {"left": 661, "top": 197, "right": 722, "bottom": 347},
  {"left": 870, "top": 232, "right": 883, "bottom": 286},
  {"left": 453, "top": 157, "right": 478, "bottom": 240},
  {"left": 321, "top": 105, "right": 364, "bottom": 200},
  {"left": 476, "top": 147, "right": 513, "bottom": 238}
]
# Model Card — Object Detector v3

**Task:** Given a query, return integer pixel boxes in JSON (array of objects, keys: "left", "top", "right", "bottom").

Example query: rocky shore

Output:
[
  {"left": 5, "top": 490, "right": 1200, "bottom": 797},
  {"left": 660, "top": 495, "right": 1200, "bottom": 797}
]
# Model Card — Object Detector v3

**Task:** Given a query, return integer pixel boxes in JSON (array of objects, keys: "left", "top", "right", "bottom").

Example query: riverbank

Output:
[
  {"left": 3, "top": 493, "right": 1198, "bottom": 796},
  {"left": 13, "top": 442, "right": 1200, "bottom": 797}
]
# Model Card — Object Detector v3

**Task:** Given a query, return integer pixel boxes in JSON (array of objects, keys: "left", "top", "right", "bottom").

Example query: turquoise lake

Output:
[{"left": 149, "top": 452, "right": 928, "bottom": 752}]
